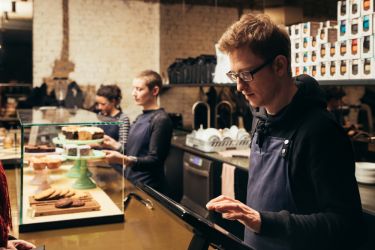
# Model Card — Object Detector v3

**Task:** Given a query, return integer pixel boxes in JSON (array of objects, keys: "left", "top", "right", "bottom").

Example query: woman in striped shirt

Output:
[{"left": 95, "top": 84, "right": 130, "bottom": 146}]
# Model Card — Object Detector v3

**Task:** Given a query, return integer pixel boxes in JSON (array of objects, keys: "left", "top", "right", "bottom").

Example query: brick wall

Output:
[
  {"left": 33, "top": 0, "right": 240, "bottom": 121},
  {"left": 33, "top": 0, "right": 160, "bottom": 119},
  {"left": 159, "top": 4, "right": 238, "bottom": 78},
  {"left": 159, "top": 4, "right": 239, "bottom": 128}
]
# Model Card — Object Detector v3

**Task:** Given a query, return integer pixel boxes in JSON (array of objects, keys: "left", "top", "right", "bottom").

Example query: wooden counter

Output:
[{"left": 6, "top": 168, "right": 194, "bottom": 250}]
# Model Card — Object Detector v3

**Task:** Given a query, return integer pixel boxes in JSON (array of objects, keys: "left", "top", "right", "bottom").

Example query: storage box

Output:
[
  {"left": 349, "top": 38, "right": 361, "bottom": 59},
  {"left": 292, "top": 52, "right": 302, "bottom": 65},
  {"left": 318, "top": 27, "right": 338, "bottom": 44},
  {"left": 292, "top": 64, "right": 302, "bottom": 77},
  {"left": 301, "top": 65, "right": 310, "bottom": 75},
  {"left": 338, "top": 19, "right": 350, "bottom": 41},
  {"left": 302, "top": 22, "right": 322, "bottom": 37},
  {"left": 322, "top": 20, "right": 338, "bottom": 28},
  {"left": 360, "top": 14, "right": 373, "bottom": 36},
  {"left": 318, "top": 43, "right": 329, "bottom": 61},
  {"left": 317, "top": 61, "right": 328, "bottom": 79},
  {"left": 336, "top": 60, "right": 350, "bottom": 79},
  {"left": 290, "top": 24, "right": 302, "bottom": 39},
  {"left": 328, "top": 61, "right": 338, "bottom": 78},
  {"left": 309, "top": 64, "right": 319, "bottom": 79},
  {"left": 361, "top": 35, "right": 374, "bottom": 58},
  {"left": 292, "top": 38, "right": 302, "bottom": 52},
  {"left": 338, "top": 0, "right": 350, "bottom": 20},
  {"left": 350, "top": 18, "right": 360, "bottom": 38},
  {"left": 350, "top": 0, "right": 361, "bottom": 19},
  {"left": 307, "top": 36, "right": 319, "bottom": 51},
  {"left": 361, "top": 58, "right": 375, "bottom": 78},
  {"left": 349, "top": 59, "right": 362, "bottom": 79},
  {"left": 328, "top": 42, "right": 337, "bottom": 59},
  {"left": 302, "top": 37, "right": 310, "bottom": 50},
  {"left": 361, "top": 0, "right": 374, "bottom": 16},
  {"left": 337, "top": 40, "right": 350, "bottom": 59},
  {"left": 310, "top": 50, "right": 318, "bottom": 64}
]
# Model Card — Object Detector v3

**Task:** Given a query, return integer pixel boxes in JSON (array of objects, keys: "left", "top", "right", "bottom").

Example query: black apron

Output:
[{"left": 244, "top": 132, "right": 297, "bottom": 250}]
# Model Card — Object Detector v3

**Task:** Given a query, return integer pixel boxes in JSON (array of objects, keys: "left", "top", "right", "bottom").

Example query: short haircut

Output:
[
  {"left": 135, "top": 70, "right": 163, "bottom": 92},
  {"left": 218, "top": 13, "right": 291, "bottom": 76},
  {"left": 96, "top": 84, "right": 122, "bottom": 104}
]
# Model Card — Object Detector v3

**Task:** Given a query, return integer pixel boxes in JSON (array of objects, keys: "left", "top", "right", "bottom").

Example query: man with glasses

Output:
[{"left": 207, "top": 14, "right": 363, "bottom": 250}]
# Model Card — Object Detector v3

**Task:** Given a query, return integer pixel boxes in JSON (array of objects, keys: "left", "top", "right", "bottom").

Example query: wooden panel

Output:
[
  {"left": 29, "top": 192, "right": 101, "bottom": 217},
  {"left": 28, "top": 192, "right": 93, "bottom": 205},
  {"left": 32, "top": 199, "right": 100, "bottom": 217}
]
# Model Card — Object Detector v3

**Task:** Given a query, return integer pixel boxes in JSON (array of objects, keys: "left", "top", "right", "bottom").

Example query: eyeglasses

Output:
[{"left": 226, "top": 58, "right": 275, "bottom": 82}]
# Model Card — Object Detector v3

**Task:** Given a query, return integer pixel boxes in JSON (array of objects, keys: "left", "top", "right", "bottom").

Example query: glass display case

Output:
[{"left": 17, "top": 107, "right": 124, "bottom": 232}]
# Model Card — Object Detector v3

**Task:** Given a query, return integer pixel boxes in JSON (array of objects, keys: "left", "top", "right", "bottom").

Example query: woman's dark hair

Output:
[{"left": 96, "top": 84, "right": 122, "bottom": 105}]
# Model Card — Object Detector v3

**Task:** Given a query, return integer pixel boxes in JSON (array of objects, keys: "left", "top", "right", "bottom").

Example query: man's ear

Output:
[
  {"left": 153, "top": 86, "right": 160, "bottom": 97},
  {"left": 273, "top": 55, "right": 288, "bottom": 77}
]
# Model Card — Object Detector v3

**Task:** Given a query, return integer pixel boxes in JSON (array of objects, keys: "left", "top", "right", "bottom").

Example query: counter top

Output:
[
  {"left": 171, "top": 135, "right": 375, "bottom": 217},
  {"left": 6, "top": 169, "right": 193, "bottom": 250},
  {"left": 171, "top": 135, "right": 249, "bottom": 170}
]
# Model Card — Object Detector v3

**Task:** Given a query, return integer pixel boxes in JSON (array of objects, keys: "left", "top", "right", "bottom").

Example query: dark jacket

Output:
[{"left": 251, "top": 75, "right": 363, "bottom": 250}]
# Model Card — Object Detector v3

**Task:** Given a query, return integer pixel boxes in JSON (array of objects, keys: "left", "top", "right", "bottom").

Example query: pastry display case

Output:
[{"left": 16, "top": 107, "right": 124, "bottom": 232}]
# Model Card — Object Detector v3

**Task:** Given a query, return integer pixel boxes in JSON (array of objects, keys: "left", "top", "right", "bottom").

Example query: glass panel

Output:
[
  {"left": 18, "top": 107, "right": 121, "bottom": 126},
  {"left": 17, "top": 107, "right": 125, "bottom": 231}
]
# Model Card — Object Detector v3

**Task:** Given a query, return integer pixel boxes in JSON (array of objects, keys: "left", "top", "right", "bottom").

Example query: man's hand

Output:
[
  {"left": 206, "top": 195, "right": 262, "bottom": 233},
  {"left": 6, "top": 240, "right": 36, "bottom": 250}
]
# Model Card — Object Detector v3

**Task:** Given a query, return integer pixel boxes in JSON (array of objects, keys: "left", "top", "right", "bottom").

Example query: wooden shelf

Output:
[
  {"left": 0, "top": 83, "right": 32, "bottom": 88},
  {"left": 319, "top": 79, "right": 375, "bottom": 86},
  {"left": 164, "top": 79, "right": 375, "bottom": 88},
  {"left": 163, "top": 83, "right": 236, "bottom": 89}
]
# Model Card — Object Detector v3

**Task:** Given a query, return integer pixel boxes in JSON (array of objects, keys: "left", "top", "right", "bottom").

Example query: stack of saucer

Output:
[{"left": 355, "top": 162, "right": 375, "bottom": 184}]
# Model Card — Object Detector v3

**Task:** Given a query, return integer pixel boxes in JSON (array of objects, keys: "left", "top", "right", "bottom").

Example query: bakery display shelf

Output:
[
  {"left": 17, "top": 108, "right": 124, "bottom": 232},
  {"left": 19, "top": 163, "right": 124, "bottom": 232},
  {"left": 0, "top": 146, "right": 21, "bottom": 160},
  {"left": 24, "top": 147, "right": 64, "bottom": 157},
  {"left": 52, "top": 136, "right": 103, "bottom": 146},
  {"left": 64, "top": 150, "right": 105, "bottom": 160}
]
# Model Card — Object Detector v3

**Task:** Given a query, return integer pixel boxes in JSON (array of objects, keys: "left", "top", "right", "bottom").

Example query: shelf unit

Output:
[
  {"left": 0, "top": 83, "right": 32, "bottom": 128},
  {"left": 163, "top": 79, "right": 375, "bottom": 88}
]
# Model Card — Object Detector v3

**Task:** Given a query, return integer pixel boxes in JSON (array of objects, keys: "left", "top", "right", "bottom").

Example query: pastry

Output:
[
  {"left": 25, "top": 144, "right": 56, "bottom": 153},
  {"left": 34, "top": 188, "right": 55, "bottom": 201},
  {"left": 48, "top": 189, "right": 62, "bottom": 200},
  {"left": 46, "top": 158, "right": 61, "bottom": 169},
  {"left": 64, "top": 144, "right": 78, "bottom": 156},
  {"left": 61, "top": 126, "right": 80, "bottom": 139},
  {"left": 78, "top": 127, "right": 104, "bottom": 140},
  {"left": 38, "top": 145, "right": 56, "bottom": 152},
  {"left": 71, "top": 192, "right": 89, "bottom": 200},
  {"left": 59, "top": 189, "right": 70, "bottom": 197},
  {"left": 78, "top": 145, "right": 91, "bottom": 156},
  {"left": 55, "top": 198, "right": 74, "bottom": 209},
  {"left": 71, "top": 199, "right": 85, "bottom": 207},
  {"left": 64, "top": 189, "right": 76, "bottom": 198},
  {"left": 31, "top": 157, "right": 46, "bottom": 170},
  {"left": 3, "top": 135, "right": 14, "bottom": 149},
  {"left": 24, "top": 144, "right": 39, "bottom": 153}
]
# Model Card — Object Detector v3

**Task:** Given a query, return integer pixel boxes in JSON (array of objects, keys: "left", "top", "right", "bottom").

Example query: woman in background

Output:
[
  {"left": 104, "top": 70, "right": 173, "bottom": 191},
  {"left": 95, "top": 84, "right": 130, "bottom": 147}
]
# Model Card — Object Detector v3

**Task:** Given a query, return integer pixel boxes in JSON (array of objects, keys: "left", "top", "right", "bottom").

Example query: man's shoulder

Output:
[{"left": 296, "top": 108, "right": 348, "bottom": 144}]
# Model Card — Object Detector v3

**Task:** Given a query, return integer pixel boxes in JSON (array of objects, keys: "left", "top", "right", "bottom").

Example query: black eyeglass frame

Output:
[{"left": 226, "top": 57, "right": 275, "bottom": 82}]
